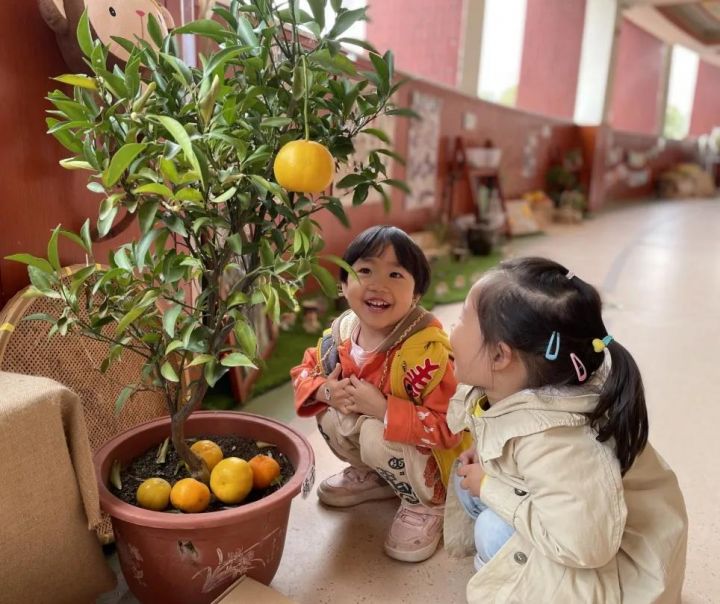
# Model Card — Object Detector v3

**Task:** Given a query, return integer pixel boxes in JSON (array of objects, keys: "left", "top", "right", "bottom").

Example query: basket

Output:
[{"left": 0, "top": 265, "right": 167, "bottom": 543}]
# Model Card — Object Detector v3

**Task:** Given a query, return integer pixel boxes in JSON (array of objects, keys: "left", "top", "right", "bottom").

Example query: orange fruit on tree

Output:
[
  {"left": 190, "top": 439, "right": 224, "bottom": 472},
  {"left": 170, "top": 478, "right": 211, "bottom": 513},
  {"left": 273, "top": 140, "right": 334, "bottom": 194},
  {"left": 248, "top": 454, "right": 281, "bottom": 490},
  {"left": 210, "top": 457, "right": 254, "bottom": 504},
  {"left": 136, "top": 477, "right": 172, "bottom": 511}
]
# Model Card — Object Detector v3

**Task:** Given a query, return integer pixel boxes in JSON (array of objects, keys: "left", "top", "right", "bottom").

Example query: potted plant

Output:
[{"left": 9, "top": 0, "right": 409, "bottom": 600}]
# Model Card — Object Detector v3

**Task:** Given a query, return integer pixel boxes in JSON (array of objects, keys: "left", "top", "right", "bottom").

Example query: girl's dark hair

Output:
[
  {"left": 339, "top": 226, "right": 431, "bottom": 296},
  {"left": 475, "top": 257, "right": 648, "bottom": 474}
]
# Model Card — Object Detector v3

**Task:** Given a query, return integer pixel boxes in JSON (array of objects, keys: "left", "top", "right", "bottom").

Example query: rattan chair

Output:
[{"left": 0, "top": 265, "right": 167, "bottom": 542}]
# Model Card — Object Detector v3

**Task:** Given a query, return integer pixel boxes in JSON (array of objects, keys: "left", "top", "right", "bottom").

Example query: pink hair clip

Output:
[
  {"left": 570, "top": 353, "right": 587, "bottom": 382},
  {"left": 566, "top": 271, "right": 575, "bottom": 280}
]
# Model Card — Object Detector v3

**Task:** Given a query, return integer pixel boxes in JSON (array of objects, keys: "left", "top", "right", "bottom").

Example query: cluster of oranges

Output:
[{"left": 135, "top": 439, "right": 282, "bottom": 514}]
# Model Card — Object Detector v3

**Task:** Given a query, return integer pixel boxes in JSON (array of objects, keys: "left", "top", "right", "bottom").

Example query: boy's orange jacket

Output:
[{"left": 290, "top": 309, "right": 461, "bottom": 452}]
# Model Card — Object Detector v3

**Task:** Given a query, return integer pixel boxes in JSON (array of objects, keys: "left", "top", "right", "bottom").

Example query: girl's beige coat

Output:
[{"left": 445, "top": 356, "right": 687, "bottom": 603}]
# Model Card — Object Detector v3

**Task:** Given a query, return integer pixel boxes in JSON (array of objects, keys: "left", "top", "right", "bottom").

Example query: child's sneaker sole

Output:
[
  {"left": 317, "top": 483, "right": 396, "bottom": 507},
  {"left": 384, "top": 532, "right": 442, "bottom": 563}
]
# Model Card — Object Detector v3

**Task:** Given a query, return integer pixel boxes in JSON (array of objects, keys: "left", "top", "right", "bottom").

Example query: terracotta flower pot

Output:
[{"left": 94, "top": 411, "right": 314, "bottom": 604}]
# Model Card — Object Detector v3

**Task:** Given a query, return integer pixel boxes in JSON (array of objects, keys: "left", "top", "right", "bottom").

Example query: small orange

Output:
[
  {"left": 210, "top": 457, "right": 253, "bottom": 504},
  {"left": 190, "top": 439, "right": 224, "bottom": 472},
  {"left": 273, "top": 140, "right": 334, "bottom": 194},
  {"left": 136, "top": 477, "right": 172, "bottom": 511},
  {"left": 170, "top": 478, "right": 211, "bottom": 513},
  {"left": 248, "top": 454, "right": 282, "bottom": 490}
]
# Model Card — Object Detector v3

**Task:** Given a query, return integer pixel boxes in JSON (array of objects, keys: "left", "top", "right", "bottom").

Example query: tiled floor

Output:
[{"left": 101, "top": 198, "right": 720, "bottom": 603}]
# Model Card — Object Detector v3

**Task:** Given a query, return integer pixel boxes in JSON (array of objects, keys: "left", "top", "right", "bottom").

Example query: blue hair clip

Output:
[{"left": 545, "top": 331, "right": 560, "bottom": 361}]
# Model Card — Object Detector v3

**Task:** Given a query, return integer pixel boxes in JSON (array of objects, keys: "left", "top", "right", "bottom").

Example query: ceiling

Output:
[{"left": 624, "top": 0, "right": 720, "bottom": 66}]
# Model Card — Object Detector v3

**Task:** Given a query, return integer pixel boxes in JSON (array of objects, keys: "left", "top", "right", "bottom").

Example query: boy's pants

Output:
[
  {"left": 452, "top": 471, "right": 514, "bottom": 563},
  {"left": 317, "top": 408, "right": 446, "bottom": 507}
]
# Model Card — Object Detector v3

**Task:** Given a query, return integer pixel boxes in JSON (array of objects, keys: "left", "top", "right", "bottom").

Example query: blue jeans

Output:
[{"left": 453, "top": 471, "right": 515, "bottom": 564}]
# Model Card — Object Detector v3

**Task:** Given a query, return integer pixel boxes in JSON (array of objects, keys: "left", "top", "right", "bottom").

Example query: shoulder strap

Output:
[{"left": 319, "top": 332, "right": 339, "bottom": 376}]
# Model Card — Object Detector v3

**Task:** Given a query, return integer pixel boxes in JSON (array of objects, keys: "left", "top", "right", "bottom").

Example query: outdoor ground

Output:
[{"left": 101, "top": 198, "right": 719, "bottom": 603}]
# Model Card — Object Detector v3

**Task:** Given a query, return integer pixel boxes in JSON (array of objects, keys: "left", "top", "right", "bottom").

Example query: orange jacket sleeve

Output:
[
  {"left": 290, "top": 345, "right": 328, "bottom": 417},
  {"left": 384, "top": 360, "right": 461, "bottom": 450}
]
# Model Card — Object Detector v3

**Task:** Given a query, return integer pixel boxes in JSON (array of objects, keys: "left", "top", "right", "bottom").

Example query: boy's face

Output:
[{"left": 341, "top": 245, "right": 417, "bottom": 337}]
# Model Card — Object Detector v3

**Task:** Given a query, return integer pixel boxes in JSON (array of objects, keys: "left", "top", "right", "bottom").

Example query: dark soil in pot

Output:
[{"left": 111, "top": 434, "right": 295, "bottom": 512}]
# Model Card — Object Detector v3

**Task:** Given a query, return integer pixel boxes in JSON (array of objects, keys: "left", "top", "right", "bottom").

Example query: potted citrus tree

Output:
[{"left": 9, "top": 0, "right": 409, "bottom": 601}]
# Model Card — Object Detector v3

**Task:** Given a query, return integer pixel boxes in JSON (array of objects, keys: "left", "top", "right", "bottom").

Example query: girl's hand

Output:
[
  {"left": 458, "top": 445, "right": 479, "bottom": 467},
  {"left": 457, "top": 461, "right": 485, "bottom": 497},
  {"left": 318, "top": 364, "right": 353, "bottom": 414},
  {"left": 346, "top": 375, "right": 388, "bottom": 420}
]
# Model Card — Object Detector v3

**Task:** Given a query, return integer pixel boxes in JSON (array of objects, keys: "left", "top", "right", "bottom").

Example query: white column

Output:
[
  {"left": 574, "top": 0, "right": 619, "bottom": 125},
  {"left": 457, "top": 0, "right": 486, "bottom": 95}
]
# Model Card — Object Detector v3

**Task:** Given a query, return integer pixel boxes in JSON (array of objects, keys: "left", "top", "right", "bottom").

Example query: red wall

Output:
[
  {"left": 0, "top": 2, "right": 137, "bottom": 307},
  {"left": 365, "top": 0, "right": 464, "bottom": 87},
  {"left": 516, "top": 0, "right": 587, "bottom": 120},
  {"left": 689, "top": 60, "right": 720, "bottom": 136},
  {"left": 609, "top": 19, "right": 666, "bottom": 135}
]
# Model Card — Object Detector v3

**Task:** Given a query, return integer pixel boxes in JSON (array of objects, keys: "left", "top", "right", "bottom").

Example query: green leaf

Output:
[
  {"left": 311, "top": 263, "right": 337, "bottom": 298},
  {"left": 80, "top": 220, "right": 92, "bottom": 254},
  {"left": 362, "top": 127, "right": 390, "bottom": 144},
  {"left": 97, "top": 205, "right": 119, "bottom": 238},
  {"left": 323, "top": 254, "right": 355, "bottom": 277},
  {"left": 260, "top": 238, "right": 274, "bottom": 267},
  {"left": 225, "top": 233, "right": 243, "bottom": 254},
  {"left": 328, "top": 7, "right": 367, "bottom": 39},
  {"left": 174, "top": 19, "right": 228, "bottom": 42},
  {"left": 53, "top": 74, "right": 97, "bottom": 90},
  {"left": 160, "top": 361, "right": 180, "bottom": 382},
  {"left": 308, "top": 0, "right": 326, "bottom": 30},
  {"left": 386, "top": 107, "right": 420, "bottom": 119},
  {"left": 236, "top": 16, "right": 259, "bottom": 47},
  {"left": 336, "top": 173, "right": 366, "bottom": 188},
  {"left": 322, "top": 197, "right": 349, "bottom": 227},
  {"left": 152, "top": 116, "right": 203, "bottom": 186},
  {"left": 76, "top": 9, "right": 94, "bottom": 58},
  {"left": 57, "top": 227, "right": 86, "bottom": 255},
  {"left": 220, "top": 352, "right": 256, "bottom": 368},
  {"left": 369, "top": 52, "right": 389, "bottom": 91},
  {"left": 162, "top": 303, "right": 182, "bottom": 338},
  {"left": 115, "top": 385, "right": 136, "bottom": 414},
  {"left": 59, "top": 158, "right": 93, "bottom": 170},
  {"left": 146, "top": 13, "right": 164, "bottom": 48},
  {"left": 260, "top": 117, "right": 292, "bottom": 128},
  {"left": 103, "top": 143, "right": 147, "bottom": 188},
  {"left": 165, "top": 340, "right": 184, "bottom": 354},
  {"left": 135, "top": 229, "right": 159, "bottom": 271},
  {"left": 188, "top": 354, "right": 214, "bottom": 367},
  {"left": 210, "top": 186, "right": 237, "bottom": 204},
  {"left": 116, "top": 305, "right": 145, "bottom": 335},
  {"left": 113, "top": 248, "right": 133, "bottom": 272},
  {"left": 337, "top": 37, "right": 378, "bottom": 53},
  {"left": 133, "top": 183, "right": 173, "bottom": 198},
  {"left": 383, "top": 178, "right": 411, "bottom": 194},
  {"left": 5, "top": 254, "right": 53, "bottom": 273},
  {"left": 138, "top": 201, "right": 158, "bottom": 234},
  {"left": 233, "top": 320, "right": 257, "bottom": 357}
]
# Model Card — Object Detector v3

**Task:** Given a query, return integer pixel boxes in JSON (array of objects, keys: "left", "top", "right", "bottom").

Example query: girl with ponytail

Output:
[{"left": 444, "top": 257, "right": 687, "bottom": 603}]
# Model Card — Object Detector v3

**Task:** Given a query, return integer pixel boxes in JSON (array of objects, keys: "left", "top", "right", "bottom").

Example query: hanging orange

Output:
[{"left": 273, "top": 140, "right": 334, "bottom": 194}]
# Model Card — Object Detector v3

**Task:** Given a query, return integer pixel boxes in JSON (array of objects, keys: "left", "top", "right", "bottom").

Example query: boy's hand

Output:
[
  {"left": 318, "top": 364, "right": 353, "bottom": 414},
  {"left": 346, "top": 375, "right": 388, "bottom": 420},
  {"left": 457, "top": 460, "right": 485, "bottom": 497}
]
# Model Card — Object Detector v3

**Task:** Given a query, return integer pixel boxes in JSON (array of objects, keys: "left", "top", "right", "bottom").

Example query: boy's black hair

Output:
[
  {"left": 475, "top": 257, "right": 648, "bottom": 474},
  {"left": 339, "top": 226, "right": 431, "bottom": 296}
]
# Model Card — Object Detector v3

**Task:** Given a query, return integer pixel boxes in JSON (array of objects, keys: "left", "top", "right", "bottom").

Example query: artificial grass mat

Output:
[{"left": 203, "top": 251, "right": 501, "bottom": 409}]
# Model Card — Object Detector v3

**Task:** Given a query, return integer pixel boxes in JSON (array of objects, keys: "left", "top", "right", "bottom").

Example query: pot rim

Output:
[{"left": 94, "top": 410, "right": 314, "bottom": 529}]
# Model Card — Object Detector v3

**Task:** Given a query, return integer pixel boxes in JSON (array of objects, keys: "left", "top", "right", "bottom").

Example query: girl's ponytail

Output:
[{"left": 590, "top": 341, "right": 648, "bottom": 474}]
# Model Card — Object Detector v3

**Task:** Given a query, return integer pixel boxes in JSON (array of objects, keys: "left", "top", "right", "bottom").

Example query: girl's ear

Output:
[
  {"left": 491, "top": 342, "right": 514, "bottom": 371},
  {"left": 340, "top": 281, "right": 348, "bottom": 298}
]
